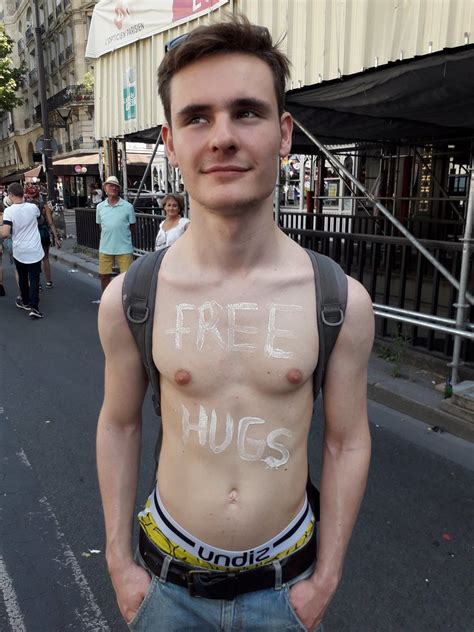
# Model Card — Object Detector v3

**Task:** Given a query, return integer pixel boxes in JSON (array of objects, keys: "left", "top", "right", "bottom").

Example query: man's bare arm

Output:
[
  {"left": 97, "top": 274, "right": 150, "bottom": 622},
  {"left": 1, "top": 224, "right": 11, "bottom": 238},
  {"left": 290, "top": 277, "right": 374, "bottom": 628}
]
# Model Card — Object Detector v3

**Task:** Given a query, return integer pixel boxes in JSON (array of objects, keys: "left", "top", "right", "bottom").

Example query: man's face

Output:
[
  {"left": 162, "top": 52, "right": 292, "bottom": 215},
  {"left": 105, "top": 184, "right": 119, "bottom": 199}
]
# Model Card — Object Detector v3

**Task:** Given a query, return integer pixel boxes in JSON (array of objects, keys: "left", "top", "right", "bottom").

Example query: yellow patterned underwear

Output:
[{"left": 138, "top": 490, "right": 315, "bottom": 572}]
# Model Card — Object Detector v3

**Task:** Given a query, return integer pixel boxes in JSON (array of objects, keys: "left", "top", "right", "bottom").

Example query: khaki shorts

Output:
[{"left": 99, "top": 253, "right": 133, "bottom": 275}]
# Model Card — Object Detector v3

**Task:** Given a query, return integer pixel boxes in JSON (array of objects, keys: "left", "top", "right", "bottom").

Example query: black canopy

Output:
[{"left": 286, "top": 44, "right": 474, "bottom": 151}]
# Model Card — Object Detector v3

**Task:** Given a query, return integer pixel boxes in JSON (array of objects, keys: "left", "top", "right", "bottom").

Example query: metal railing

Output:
[
  {"left": 75, "top": 206, "right": 473, "bottom": 363},
  {"left": 75, "top": 208, "right": 163, "bottom": 255}
]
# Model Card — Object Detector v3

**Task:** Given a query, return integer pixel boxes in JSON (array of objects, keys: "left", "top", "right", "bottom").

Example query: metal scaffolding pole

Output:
[
  {"left": 293, "top": 117, "right": 474, "bottom": 305},
  {"left": 132, "top": 129, "right": 162, "bottom": 208},
  {"left": 450, "top": 148, "right": 474, "bottom": 384}
]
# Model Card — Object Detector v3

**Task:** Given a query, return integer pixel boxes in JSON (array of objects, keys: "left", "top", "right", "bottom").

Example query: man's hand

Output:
[
  {"left": 110, "top": 561, "right": 152, "bottom": 624},
  {"left": 289, "top": 574, "right": 337, "bottom": 631}
]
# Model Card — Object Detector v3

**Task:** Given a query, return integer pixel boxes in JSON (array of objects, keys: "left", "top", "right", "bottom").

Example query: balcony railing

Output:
[
  {"left": 59, "top": 51, "right": 65, "bottom": 65},
  {"left": 29, "top": 68, "right": 38, "bottom": 85},
  {"left": 65, "top": 44, "right": 73, "bottom": 59}
]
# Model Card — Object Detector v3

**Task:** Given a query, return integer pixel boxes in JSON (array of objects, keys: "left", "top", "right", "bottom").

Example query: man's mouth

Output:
[{"left": 202, "top": 165, "right": 250, "bottom": 174}]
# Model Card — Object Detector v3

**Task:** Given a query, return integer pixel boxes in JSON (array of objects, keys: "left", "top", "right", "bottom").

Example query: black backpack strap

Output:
[
  {"left": 305, "top": 249, "right": 348, "bottom": 522},
  {"left": 305, "top": 249, "right": 348, "bottom": 400},
  {"left": 122, "top": 248, "right": 170, "bottom": 416}
]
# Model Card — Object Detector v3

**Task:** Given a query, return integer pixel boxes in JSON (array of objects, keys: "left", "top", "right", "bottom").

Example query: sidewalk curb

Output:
[
  {"left": 368, "top": 382, "right": 474, "bottom": 442},
  {"left": 51, "top": 247, "right": 99, "bottom": 278}
]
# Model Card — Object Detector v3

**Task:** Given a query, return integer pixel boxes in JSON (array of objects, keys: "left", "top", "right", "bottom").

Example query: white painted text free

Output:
[{"left": 166, "top": 301, "right": 304, "bottom": 358}]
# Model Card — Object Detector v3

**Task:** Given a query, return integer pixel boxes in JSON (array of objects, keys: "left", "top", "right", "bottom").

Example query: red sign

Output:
[{"left": 172, "top": 0, "right": 222, "bottom": 22}]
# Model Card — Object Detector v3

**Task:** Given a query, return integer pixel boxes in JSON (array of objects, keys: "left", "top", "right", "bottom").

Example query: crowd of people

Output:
[{"left": 0, "top": 176, "right": 190, "bottom": 309}]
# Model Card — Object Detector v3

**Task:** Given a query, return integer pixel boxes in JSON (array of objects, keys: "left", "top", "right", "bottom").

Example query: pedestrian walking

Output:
[
  {"left": 97, "top": 16, "right": 373, "bottom": 631},
  {"left": 24, "top": 184, "right": 61, "bottom": 289},
  {"left": 1, "top": 182, "right": 45, "bottom": 318},
  {"left": 96, "top": 175, "right": 136, "bottom": 294},
  {"left": 154, "top": 193, "right": 189, "bottom": 251}
]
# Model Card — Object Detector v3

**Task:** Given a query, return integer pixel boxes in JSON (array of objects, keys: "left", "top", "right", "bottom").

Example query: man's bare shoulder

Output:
[
  {"left": 98, "top": 274, "right": 137, "bottom": 352},
  {"left": 336, "top": 276, "right": 374, "bottom": 359}
]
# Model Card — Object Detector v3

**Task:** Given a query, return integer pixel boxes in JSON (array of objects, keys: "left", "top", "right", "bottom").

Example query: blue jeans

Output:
[{"left": 128, "top": 558, "right": 323, "bottom": 631}]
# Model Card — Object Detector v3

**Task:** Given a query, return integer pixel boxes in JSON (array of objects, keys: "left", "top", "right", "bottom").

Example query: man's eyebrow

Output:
[{"left": 176, "top": 98, "right": 272, "bottom": 119}]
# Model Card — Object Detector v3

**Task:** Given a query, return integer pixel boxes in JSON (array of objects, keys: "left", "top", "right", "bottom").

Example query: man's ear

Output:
[
  {"left": 279, "top": 112, "right": 293, "bottom": 158},
  {"left": 162, "top": 124, "right": 178, "bottom": 168}
]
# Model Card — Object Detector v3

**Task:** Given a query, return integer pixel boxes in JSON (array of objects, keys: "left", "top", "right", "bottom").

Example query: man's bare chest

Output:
[{"left": 152, "top": 279, "right": 318, "bottom": 397}]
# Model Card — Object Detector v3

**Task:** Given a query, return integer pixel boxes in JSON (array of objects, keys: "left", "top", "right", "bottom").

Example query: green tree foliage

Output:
[{"left": 0, "top": 23, "right": 26, "bottom": 115}]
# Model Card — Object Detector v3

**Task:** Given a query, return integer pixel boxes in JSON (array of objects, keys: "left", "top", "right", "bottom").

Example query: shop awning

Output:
[
  {"left": 0, "top": 167, "right": 33, "bottom": 184},
  {"left": 24, "top": 165, "right": 43, "bottom": 181},
  {"left": 287, "top": 44, "right": 474, "bottom": 151}
]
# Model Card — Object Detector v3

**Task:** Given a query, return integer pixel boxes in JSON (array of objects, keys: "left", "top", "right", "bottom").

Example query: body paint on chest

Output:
[
  {"left": 181, "top": 404, "right": 292, "bottom": 469},
  {"left": 166, "top": 301, "right": 303, "bottom": 358}
]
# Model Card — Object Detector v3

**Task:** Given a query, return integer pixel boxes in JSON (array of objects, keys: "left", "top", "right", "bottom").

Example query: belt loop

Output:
[
  {"left": 159, "top": 554, "right": 172, "bottom": 583},
  {"left": 273, "top": 560, "right": 283, "bottom": 590}
]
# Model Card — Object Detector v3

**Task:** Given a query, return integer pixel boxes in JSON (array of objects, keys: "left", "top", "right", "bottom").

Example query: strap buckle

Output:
[
  {"left": 321, "top": 306, "right": 344, "bottom": 327},
  {"left": 126, "top": 304, "right": 149, "bottom": 324}
]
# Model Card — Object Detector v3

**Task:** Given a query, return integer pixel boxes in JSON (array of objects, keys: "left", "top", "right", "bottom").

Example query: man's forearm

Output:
[
  {"left": 313, "top": 431, "right": 371, "bottom": 589},
  {"left": 97, "top": 414, "right": 142, "bottom": 573}
]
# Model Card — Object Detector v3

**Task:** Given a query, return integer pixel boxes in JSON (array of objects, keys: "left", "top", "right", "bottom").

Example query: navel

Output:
[
  {"left": 228, "top": 489, "right": 238, "bottom": 503},
  {"left": 286, "top": 368, "right": 303, "bottom": 385},
  {"left": 174, "top": 369, "right": 191, "bottom": 385}
]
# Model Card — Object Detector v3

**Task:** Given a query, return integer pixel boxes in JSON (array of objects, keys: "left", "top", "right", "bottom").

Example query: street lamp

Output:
[{"left": 56, "top": 107, "right": 72, "bottom": 150}]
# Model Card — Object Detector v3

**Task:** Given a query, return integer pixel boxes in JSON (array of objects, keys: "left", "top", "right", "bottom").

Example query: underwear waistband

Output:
[{"left": 138, "top": 485, "right": 314, "bottom": 570}]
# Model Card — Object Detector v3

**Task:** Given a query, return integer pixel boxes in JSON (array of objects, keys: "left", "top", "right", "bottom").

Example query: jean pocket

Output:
[
  {"left": 283, "top": 584, "right": 309, "bottom": 631},
  {"left": 127, "top": 575, "right": 158, "bottom": 630}
]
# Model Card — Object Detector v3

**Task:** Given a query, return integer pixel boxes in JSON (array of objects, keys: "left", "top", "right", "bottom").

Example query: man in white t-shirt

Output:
[{"left": 1, "top": 182, "right": 45, "bottom": 319}]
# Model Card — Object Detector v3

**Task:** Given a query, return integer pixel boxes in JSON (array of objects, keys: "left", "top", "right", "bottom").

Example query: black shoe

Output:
[
  {"left": 16, "top": 297, "right": 31, "bottom": 311},
  {"left": 28, "top": 307, "right": 44, "bottom": 319},
  {"left": 39, "top": 283, "right": 43, "bottom": 292},
  {"left": 0, "top": 284, "right": 5, "bottom": 297}
]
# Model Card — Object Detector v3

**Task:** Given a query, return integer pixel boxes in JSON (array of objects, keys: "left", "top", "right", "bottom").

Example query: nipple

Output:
[
  {"left": 174, "top": 369, "right": 191, "bottom": 385},
  {"left": 286, "top": 369, "right": 303, "bottom": 385}
]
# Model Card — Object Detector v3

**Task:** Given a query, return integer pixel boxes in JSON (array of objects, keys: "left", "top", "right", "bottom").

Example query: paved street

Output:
[{"left": 0, "top": 259, "right": 473, "bottom": 631}]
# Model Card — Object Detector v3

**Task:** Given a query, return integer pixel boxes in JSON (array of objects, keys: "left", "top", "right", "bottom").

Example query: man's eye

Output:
[
  {"left": 188, "top": 116, "right": 207, "bottom": 125},
  {"left": 237, "top": 110, "right": 258, "bottom": 119}
]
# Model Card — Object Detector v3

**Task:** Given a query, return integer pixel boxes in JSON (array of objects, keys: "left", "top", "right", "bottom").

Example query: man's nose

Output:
[{"left": 209, "top": 115, "right": 238, "bottom": 152}]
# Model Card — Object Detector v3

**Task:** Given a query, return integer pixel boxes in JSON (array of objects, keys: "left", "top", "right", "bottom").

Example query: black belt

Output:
[{"left": 139, "top": 528, "right": 316, "bottom": 601}]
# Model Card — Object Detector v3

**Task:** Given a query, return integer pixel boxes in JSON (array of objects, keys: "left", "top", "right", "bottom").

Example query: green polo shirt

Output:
[{"left": 96, "top": 197, "right": 136, "bottom": 255}]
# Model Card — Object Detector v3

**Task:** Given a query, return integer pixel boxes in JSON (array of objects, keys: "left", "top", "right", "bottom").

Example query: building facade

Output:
[{"left": 0, "top": 0, "right": 96, "bottom": 183}]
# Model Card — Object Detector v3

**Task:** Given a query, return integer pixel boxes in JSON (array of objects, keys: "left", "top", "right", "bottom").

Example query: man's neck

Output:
[
  {"left": 107, "top": 196, "right": 120, "bottom": 206},
  {"left": 182, "top": 199, "right": 283, "bottom": 272}
]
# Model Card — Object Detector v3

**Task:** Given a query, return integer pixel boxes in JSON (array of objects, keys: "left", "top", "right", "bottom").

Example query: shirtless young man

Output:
[{"left": 97, "top": 17, "right": 373, "bottom": 631}]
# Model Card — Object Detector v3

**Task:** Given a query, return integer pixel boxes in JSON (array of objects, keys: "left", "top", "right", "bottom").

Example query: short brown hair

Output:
[
  {"left": 158, "top": 15, "right": 290, "bottom": 124},
  {"left": 162, "top": 193, "right": 184, "bottom": 213},
  {"left": 8, "top": 182, "right": 24, "bottom": 198}
]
